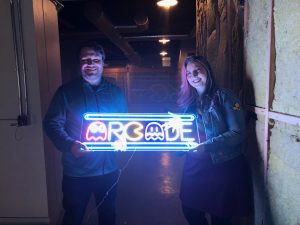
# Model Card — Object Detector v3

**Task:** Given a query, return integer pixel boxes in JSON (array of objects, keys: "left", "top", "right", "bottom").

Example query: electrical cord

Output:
[{"left": 85, "top": 149, "right": 136, "bottom": 225}]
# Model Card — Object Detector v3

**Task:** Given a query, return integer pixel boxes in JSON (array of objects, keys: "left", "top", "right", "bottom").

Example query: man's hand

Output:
[{"left": 71, "top": 140, "right": 89, "bottom": 158}]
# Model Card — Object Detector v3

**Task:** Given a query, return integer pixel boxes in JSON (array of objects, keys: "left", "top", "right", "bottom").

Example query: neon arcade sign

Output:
[{"left": 81, "top": 113, "right": 200, "bottom": 151}]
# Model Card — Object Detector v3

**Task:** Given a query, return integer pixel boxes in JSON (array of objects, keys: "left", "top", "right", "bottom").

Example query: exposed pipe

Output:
[
  {"left": 9, "top": 0, "right": 23, "bottom": 116},
  {"left": 84, "top": 1, "right": 141, "bottom": 65},
  {"left": 60, "top": 1, "right": 149, "bottom": 33},
  {"left": 17, "top": 0, "right": 29, "bottom": 116},
  {"left": 60, "top": 33, "right": 191, "bottom": 42},
  {"left": 114, "top": 24, "right": 148, "bottom": 34},
  {"left": 8, "top": 0, "right": 29, "bottom": 126},
  {"left": 124, "top": 34, "right": 190, "bottom": 42},
  {"left": 115, "top": 13, "right": 149, "bottom": 33}
]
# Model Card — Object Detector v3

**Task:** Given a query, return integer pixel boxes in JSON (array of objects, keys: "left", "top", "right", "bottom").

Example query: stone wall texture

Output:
[
  {"left": 196, "top": 0, "right": 244, "bottom": 94},
  {"left": 244, "top": 0, "right": 300, "bottom": 224},
  {"left": 273, "top": 0, "right": 300, "bottom": 116},
  {"left": 197, "top": 0, "right": 300, "bottom": 224},
  {"left": 244, "top": 0, "right": 269, "bottom": 107}
]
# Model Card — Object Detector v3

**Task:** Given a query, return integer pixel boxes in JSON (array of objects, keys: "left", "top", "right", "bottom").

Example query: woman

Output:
[{"left": 178, "top": 56, "right": 252, "bottom": 225}]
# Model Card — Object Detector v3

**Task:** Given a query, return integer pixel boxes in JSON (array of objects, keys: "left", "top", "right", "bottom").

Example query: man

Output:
[{"left": 44, "top": 43, "right": 127, "bottom": 225}]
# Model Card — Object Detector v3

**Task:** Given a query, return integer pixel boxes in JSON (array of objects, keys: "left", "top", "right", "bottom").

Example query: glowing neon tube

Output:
[{"left": 81, "top": 113, "right": 200, "bottom": 151}]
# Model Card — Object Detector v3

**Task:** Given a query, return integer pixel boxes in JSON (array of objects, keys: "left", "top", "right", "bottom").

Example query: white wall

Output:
[{"left": 0, "top": 0, "right": 62, "bottom": 224}]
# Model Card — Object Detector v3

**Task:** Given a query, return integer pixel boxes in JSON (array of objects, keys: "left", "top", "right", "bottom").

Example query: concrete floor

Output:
[
  {"left": 84, "top": 151, "right": 188, "bottom": 225},
  {"left": 116, "top": 152, "right": 188, "bottom": 225}
]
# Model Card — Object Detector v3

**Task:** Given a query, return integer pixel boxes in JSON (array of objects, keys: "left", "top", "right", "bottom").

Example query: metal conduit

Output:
[{"left": 5, "top": 0, "right": 30, "bottom": 126}]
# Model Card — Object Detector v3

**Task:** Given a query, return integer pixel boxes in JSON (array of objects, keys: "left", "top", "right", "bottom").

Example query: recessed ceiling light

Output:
[
  {"left": 159, "top": 39, "right": 170, "bottom": 44},
  {"left": 157, "top": 0, "right": 178, "bottom": 9},
  {"left": 160, "top": 51, "right": 168, "bottom": 56}
]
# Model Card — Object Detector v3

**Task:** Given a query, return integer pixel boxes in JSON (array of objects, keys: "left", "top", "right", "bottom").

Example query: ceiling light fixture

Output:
[
  {"left": 159, "top": 38, "right": 170, "bottom": 44},
  {"left": 160, "top": 51, "right": 168, "bottom": 56},
  {"left": 157, "top": 0, "right": 178, "bottom": 9}
]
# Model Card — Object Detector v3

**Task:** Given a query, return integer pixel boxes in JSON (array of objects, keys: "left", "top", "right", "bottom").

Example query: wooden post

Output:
[{"left": 263, "top": 0, "right": 274, "bottom": 223}]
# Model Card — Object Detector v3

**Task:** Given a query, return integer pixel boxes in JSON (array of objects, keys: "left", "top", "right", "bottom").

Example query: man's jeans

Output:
[{"left": 62, "top": 171, "right": 119, "bottom": 225}]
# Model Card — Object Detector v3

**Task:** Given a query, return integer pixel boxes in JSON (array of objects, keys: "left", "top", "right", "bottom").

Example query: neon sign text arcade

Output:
[{"left": 82, "top": 113, "right": 200, "bottom": 151}]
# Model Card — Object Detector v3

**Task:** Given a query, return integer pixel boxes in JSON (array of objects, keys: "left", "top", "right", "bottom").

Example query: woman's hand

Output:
[
  {"left": 188, "top": 143, "right": 205, "bottom": 153},
  {"left": 186, "top": 143, "right": 206, "bottom": 158}
]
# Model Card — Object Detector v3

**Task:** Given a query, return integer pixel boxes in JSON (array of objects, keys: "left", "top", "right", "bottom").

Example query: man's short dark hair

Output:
[{"left": 77, "top": 42, "right": 106, "bottom": 61}]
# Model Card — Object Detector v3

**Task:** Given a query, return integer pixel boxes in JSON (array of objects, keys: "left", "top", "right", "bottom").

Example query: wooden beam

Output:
[
  {"left": 246, "top": 105, "right": 300, "bottom": 127},
  {"left": 263, "top": 0, "right": 274, "bottom": 184}
]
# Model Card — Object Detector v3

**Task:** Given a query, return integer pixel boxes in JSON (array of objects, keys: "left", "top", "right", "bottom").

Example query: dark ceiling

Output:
[{"left": 58, "top": 0, "right": 196, "bottom": 67}]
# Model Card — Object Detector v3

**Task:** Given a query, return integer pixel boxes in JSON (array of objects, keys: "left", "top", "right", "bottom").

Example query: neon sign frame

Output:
[{"left": 81, "top": 113, "right": 200, "bottom": 151}]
